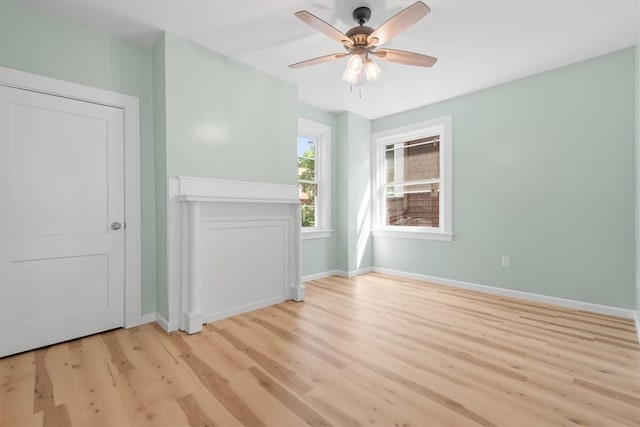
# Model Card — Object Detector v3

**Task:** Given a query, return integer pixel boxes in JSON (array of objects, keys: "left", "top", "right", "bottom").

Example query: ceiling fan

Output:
[{"left": 289, "top": 1, "right": 437, "bottom": 85}]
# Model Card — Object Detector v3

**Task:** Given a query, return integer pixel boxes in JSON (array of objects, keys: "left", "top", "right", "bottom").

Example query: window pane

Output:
[
  {"left": 385, "top": 137, "right": 439, "bottom": 183},
  {"left": 385, "top": 148, "right": 398, "bottom": 184},
  {"left": 298, "top": 137, "right": 315, "bottom": 158},
  {"left": 301, "top": 205, "right": 316, "bottom": 227},
  {"left": 386, "top": 183, "right": 439, "bottom": 227},
  {"left": 299, "top": 183, "right": 317, "bottom": 227},
  {"left": 298, "top": 156, "right": 315, "bottom": 181},
  {"left": 298, "top": 137, "right": 316, "bottom": 181}
]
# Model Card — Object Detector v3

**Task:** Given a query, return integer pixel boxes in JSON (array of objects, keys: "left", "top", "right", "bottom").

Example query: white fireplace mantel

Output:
[{"left": 167, "top": 176, "right": 303, "bottom": 334}]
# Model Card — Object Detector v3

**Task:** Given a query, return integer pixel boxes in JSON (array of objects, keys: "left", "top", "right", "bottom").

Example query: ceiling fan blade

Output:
[
  {"left": 295, "top": 11, "right": 353, "bottom": 47},
  {"left": 373, "top": 49, "right": 437, "bottom": 67},
  {"left": 289, "top": 52, "right": 349, "bottom": 69},
  {"left": 367, "top": 1, "right": 430, "bottom": 47}
]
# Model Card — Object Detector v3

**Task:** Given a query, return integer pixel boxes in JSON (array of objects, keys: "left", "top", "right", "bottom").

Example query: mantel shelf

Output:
[{"left": 177, "top": 194, "right": 300, "bottom": 204}]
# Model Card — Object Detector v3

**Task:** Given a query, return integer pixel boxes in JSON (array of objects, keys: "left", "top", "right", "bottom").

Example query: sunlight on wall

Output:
[
  {"left": 194, "top": 123, "right": 229, "bottom": 145},
  {"left": 356, "top": 182, "right": 371, "bottom": 269}
]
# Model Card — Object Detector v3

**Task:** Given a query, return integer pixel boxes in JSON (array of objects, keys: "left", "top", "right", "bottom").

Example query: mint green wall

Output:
[
  {"left": 152, "top": 33, "right": 299, "bottom": 317},
  {"left": 345, "top": 112, "right": 373, "bottom": 272},
  {"left": 152, "top": 35, "right": 169, "bottom": 319},
  {"left": 298, "top": 103, "right": 340, "bottom": 276},
  {"left": 0, "top": 2, "right": 158, "bottom": 314},
  {"left": 163, "top": 34, "right": 297, "bottom": 183},
  {"left": 332, "top": 111, "right": 374, "bottom": 274},
  {"left": 373, "top": 48, "right": 636, "bottom": 309},
  {"left": 335, "top": 114, "right": 350, "bottom": 272}
]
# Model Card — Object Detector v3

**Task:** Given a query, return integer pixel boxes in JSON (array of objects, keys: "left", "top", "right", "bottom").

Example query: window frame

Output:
[
  {"left": 298, "top": 117, "right": 332, "bottom": 239},
  {"left": 371, "top": 115, "right": 453, "bottom": 241}
]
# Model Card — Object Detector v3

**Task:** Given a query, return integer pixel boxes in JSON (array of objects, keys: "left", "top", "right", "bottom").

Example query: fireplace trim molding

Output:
[{"left": 167, "top": 176, "right": 303, "bottom": 334}]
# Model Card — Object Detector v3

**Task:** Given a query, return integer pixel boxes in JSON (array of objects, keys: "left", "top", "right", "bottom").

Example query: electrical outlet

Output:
[{"left": 501, "top": 256, "right": 511, "bottom": 268}]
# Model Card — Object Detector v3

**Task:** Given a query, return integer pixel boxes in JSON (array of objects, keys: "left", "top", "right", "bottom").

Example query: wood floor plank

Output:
[
  {"left": 1, "top": 272, "right": 638, "bottom": 426},
  {"left": 100, "top": 330, "right": 135, "bottom": 375},
  {"left": 42, "top": 404, "right": 71, "bottom": 427},
  {"left": 208, "top": 324, "right": 315, "bottom": 395},
  {"left": 248, "top": 366, "right": 333, "bottom": 426},
  {"left": 0, "top": 351, "right": 37, "bottom": 426},
  {"left": 180, "top": 351, "right": 265, "bottom": 426},
  {"left": 176, "top": 394, "right": 216, "bottom": 427},
  {"left": 33, "top": 347, "right": 55, "bottom": 413}
]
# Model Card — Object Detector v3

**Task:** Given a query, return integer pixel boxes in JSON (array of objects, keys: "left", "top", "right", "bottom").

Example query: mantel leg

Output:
[
  {"left": 184, "top": 201, "right": 203, "bottom": 333},
  {"left": 291, "top": 204, "right": 305, "bottom": 301}
]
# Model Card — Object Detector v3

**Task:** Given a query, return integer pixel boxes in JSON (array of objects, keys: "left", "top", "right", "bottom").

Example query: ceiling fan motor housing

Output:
[{"left": 346, "top": 25, "right": 374, "bottom": 45}]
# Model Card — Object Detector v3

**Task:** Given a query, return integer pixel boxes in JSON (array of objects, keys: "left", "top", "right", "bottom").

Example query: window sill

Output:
[
  {"left": 372, "top": 228, "right": 453, "bottom": 241},
  {"left": 301, "top": 229, "right": 333, "bottom": 240}
]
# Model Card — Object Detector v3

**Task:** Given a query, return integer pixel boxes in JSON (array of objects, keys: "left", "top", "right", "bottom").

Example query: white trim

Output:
[
  {"left": 301, "top": 268, "right": 374, "bottom": 282},
  {"left": 302, "top": 270, "right": 346, "bottom": 282},
  {"left": 140, "top": 313, "right": 156, "bottom": 324},
  {"left": 302, "top": 229, "right": 334, "bottom": 240},
  {"left": 348, "top": 267, "right": 374, "bottom": 278},
  {"left": 202, "top": 296, "right": 286, "bottom": 324},
  {"left": 155, "top": 313, "right": 179, "bottom": 332},
  {"left": 176, "top": 176, "right": 298, "bottom": 204},
  {"left": 168, "top": 176, "right": 302, "bottom": 333},
  {"left": 184, "top": 201, "right": 203, "bottom": 334},
  {"left": 298, "top": 117, "right": 332, "bottom": 233},
  {"left": 372, "top": 229, "right": 453, "bottom": 241},
  {"left": 371, "top": 115, "right": 453, "bottom": 240},
  {"left": 373, "top": 267, "right": 636, "bottom": 319},
  {"left": 0, "top": 66, "right": 142, "bottom": 328},
  {"left": 635, "top": 311, "right": 640, "bottom": 344}
]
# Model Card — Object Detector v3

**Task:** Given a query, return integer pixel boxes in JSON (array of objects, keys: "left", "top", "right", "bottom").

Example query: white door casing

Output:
[{"left": 0, "top": 67, "right": 141, "bottom": 357}]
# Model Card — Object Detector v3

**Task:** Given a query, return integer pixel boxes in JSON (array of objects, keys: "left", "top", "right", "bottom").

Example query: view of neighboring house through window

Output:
[
  {"left": 385, "top": 135, "right": 440, "bottom": 227},
  {"left": 372, "top": 115, "right": 452, "bottom": 241},
  {"left": 298, "top": 136, "right": 317, "bottom": 227}
]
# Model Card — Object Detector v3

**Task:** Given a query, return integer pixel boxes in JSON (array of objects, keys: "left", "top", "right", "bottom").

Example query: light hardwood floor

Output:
[{"left": 1, "top": 273, "right": 639, "bottom": 426}]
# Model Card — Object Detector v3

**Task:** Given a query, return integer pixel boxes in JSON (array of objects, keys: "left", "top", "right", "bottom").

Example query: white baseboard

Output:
[
  {"left": 202, "top": 296, "right": 286, "bottom": 324},
  {"left": 348, "top": 267, "right": 374, "bottom": 277},
  {"left": 302, "top": 270, "right": 346, "bottom": 282},
  {"left": 140, "top": 313, "right": 156, "bottom": 324},
  {"left": 302, "top": 267, "right": 374, "bottom": 282},
  {"left": 157, "top": 313, "right": 180, "bottom": 332},
  {"left": 372, "top": 267, "right": 636, "bottom": 320},
  {"left": 138, "top": 313, "right": 180, "bottom": 332}
]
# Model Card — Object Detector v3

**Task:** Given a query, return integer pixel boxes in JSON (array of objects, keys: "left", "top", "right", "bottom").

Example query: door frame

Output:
[{"left": 0, "top": 66, "right": 142, "bottom": 328}]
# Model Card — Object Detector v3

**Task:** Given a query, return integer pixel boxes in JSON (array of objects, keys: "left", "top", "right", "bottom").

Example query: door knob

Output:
[{"left": 111, "top": 222, "right": 122, "bottom": 231}]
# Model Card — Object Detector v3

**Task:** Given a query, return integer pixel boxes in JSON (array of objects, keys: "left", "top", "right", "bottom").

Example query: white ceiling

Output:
[{"left": 17, "top": 0, "right": 640, "bottom": 119}]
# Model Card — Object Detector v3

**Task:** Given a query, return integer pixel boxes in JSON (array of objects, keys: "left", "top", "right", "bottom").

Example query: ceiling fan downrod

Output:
[{"left": 352, "top": 6, "right": 371, "bottom": 26}]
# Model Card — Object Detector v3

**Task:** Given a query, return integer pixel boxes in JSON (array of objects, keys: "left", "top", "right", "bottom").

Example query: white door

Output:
[{"left": 0, "top": 86, "right": 125, "bottom": 357}]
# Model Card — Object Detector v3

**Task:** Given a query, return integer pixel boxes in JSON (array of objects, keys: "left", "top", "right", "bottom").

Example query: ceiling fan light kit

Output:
[{"left": 289, "top": 1, "right": 437, "bottom": 87}]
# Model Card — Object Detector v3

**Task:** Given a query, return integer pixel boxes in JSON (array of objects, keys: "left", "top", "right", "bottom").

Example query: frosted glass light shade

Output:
[
  {"left": 342, "top": 68, "right": 360, "bottom": 83},
  {"left": 346, "top": 54, "right": 364, "bottom": 72},
  {"left": 365, "top": 60, "right": 381, "bottom": 81}
]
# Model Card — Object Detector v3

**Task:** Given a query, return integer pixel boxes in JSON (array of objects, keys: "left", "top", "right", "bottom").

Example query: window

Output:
[
  {"left": 372, "top": 115, "right": 452, "bottom": 241},
  {"left": 298, "top": 118, "right": 331, "bottom": 239}
]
